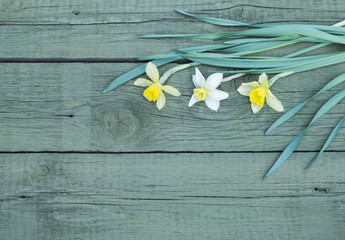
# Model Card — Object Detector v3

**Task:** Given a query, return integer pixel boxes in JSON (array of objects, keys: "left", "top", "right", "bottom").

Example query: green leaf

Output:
[
  {"left": 225, "top": 25, "right": 345, "bottom": 44},
  {"left": 138, "top": 44, "right": 227, "bottom": 60},
  {"left": 220, "top": 41, "right": 288, "bottom": 52},
  {"left": 175, "top": 8, "right": 249, "bottom": 26},
  {"left": 305, "top": 115, "right": 345, "bottom": 169},
  {"left": 283, "top": 43, "right": 329, "bottom": 58},
  {"left": 266, "top": 73, "right": 345, "bottom": 134},
  {"left": 224, "top": 37, "right": 298, "bottom": 45},
  {"left": 101, "top": 57, "right": 179, "bottom": 94},
  {"left": 174, "top": 10, "right": 345, "bottom": 36},
  {"left": 220, "top": 51, "right": 345, "bottom": 74},
  {"left": 253, "top": 23, "right": 345, "bottom": 34},
  {"left": 139, "top": 32, "right": 235, "bottom": 39},
  {"left": 264, "top": 87, "right": 345, "bottom": 179},
  {"left": 102, "top": 44, "right": 228, "bottom": 93},
  {"left": 225, "top": 35, "right": 328, "bottom": 44},
  {"left": 264, "top": 128, "right": 307, "bottom": 180},
  {"left": 175, "top": 51, "right": 340, "bottom": 69}
]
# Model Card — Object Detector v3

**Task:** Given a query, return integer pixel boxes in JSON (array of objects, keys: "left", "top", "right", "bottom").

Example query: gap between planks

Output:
[
  {"left": 0, "top": 150, "right": 344, "bottom": 154},
  {"left": 0, "top": 58, "right": 191, "bottom": 64}
]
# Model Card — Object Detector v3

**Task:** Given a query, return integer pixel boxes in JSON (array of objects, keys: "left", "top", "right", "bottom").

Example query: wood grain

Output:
[
  {"left": 0, "top": 63, "right": 345, "bottom": 152},
  {"left": 1, "top": 0, "right": 345, "bottom": 239},
  {"left": 0, "top": 0, "right": 345, "bottom": 59},
  {"left": 0, "top": 0, "right": 343, "bottom": 25},
  {"left": 1, "top": 153, "right": 345, "bottom": 240}
]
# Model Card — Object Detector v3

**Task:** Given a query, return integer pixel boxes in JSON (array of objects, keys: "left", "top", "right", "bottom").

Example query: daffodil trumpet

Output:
[
  {"left": 189, "top": 68, "right": 229, "bottom": 111},
  {"left": 237, "top": 73, "right": 284, "bottom": 113},
  {"left": 134, "top": 62, "right": 183, "bottom": 110}
]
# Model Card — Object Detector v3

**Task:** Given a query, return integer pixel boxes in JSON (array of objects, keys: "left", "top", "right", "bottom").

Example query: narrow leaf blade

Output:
[
  {"left": 101, "top": 57, "right": 179, "bottom": 94},
  {"left": 266, "top": 73, "right": 345, "bottom": 134},
  {"left": 175, "top": 8, "right": 249, "bottom": 26},
  {"left": 264, "top": 129, "right": 307, "bottom": 180},
  {"left": 305, "top": 115, "right": 345, "bottom": 169},
  {"left": 265, "top": 87, "right": 345, "bottom": 179}
]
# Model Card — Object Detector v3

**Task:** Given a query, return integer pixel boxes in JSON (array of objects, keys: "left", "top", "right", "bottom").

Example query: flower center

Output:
[
  {"left": 249, "top": 87, "right": 267, "bottom": 106},
  {"left": 143, "top": 83, "right": 161, "bottom": 101},
  {"left": 193, "top": 88, "right": 207, "bottom": 101}
]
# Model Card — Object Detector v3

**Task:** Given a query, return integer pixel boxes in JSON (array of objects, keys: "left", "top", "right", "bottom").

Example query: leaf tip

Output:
[
  {"left": 101, "top": 88, "right": 109, "bottom": 94},
  {"left": 304, "top": 158, "right": 316, "bottom": 170},
  {"left": 263, "top": 174, "right": 269, "bottom": 180}
]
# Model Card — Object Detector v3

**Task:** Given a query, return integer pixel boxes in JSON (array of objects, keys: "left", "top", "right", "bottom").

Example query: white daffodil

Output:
[
  {"left": 134, "top": 62, "right": 181, "bottom": 110},
  {"left": 237, "top": 73, "right": 284, "bottom": 114},
  {"left": 188, "top": 68, "right": 229, "bottom": 111}
]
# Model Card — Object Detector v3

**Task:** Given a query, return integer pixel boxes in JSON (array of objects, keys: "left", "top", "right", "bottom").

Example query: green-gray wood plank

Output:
[
  {"left": 0, "top": 63, "right": 345, "bottom": 152},
  {"left": 0, "top": 0, "right": 345, "bottom": 59},
  {"left": 1, "top": 0, "right": 345, "bottom": 239},
  {"left": 1, "top": 153, "right": 345, "bottom": 240}
]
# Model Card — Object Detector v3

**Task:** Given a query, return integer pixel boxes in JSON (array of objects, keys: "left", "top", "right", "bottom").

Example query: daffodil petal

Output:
[
  {"left": 251, "top": 101, "right": 264, "bottom": 114},
  {"left": 195, "top": 67, "right": 205, "bottom": 88},
  {"left": 205, "top": 96, "right": 220, "bottom": 112},
  {"left": 156, "top": 90, "right": 166, "bottom": 110},
  {"left": 241, "top": 81, "right": 261, "bottom": 88},
  {"left": 207, "top": 89, "right": 229, "bottom": 101},
  {"left": 134, "top": 78, "right": 153, "bottom": 87},
  {"left": 258, "top": 73, "right": 268, "bottom": 88},
  {"left": 161, "top": 85, "right": 181, "bottom": 96},
  {"left": 188, "top": 94, "right": 200, "bottom": 107},
  {"left": 242, "top": 81, "right": 261, "bottom": 88},
  {"left": 192, "top": 75, "right": 198, "bottom": 88},
  {"left": 238, "top": 81, "right": 261, "bottom": 96},
  {"left": 146, "top": 62, "right": 160, "bottom": 83},
  {"left": 266, "top": 90, "right": 284, "bottom": 112},
  {"left": 205, "top": 73, "right": 223, "bottom": 90},
  {"left": 237, "top": 84, "right": 257, "bottom": 96}
]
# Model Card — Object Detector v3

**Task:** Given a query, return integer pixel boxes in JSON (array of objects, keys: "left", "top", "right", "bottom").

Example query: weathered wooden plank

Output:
[
  {"left": 1, "top": 152, "right": 344, "bottom": 239},
  {"left": 0, "top": 0, "right": 344, "bottom": 59},
  {"left": 0, "top": 62, "right": 344, "bottom": 152},
  {"left": 0, "top": 0, "right": 343, "bottom": 25}
]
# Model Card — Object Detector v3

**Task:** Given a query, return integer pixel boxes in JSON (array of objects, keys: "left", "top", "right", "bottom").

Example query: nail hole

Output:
[
  {"left": 19, "top": 195, "right": 32, "bottom": 199},
  {"left": 314, "top": 187, "right": 328, "bottom": 193},
  {"left": 72, "top": 10, "right": 80, "bottom": 15},
  {"left": 55, "top": 114, "right": 74, "bottom": 118}
]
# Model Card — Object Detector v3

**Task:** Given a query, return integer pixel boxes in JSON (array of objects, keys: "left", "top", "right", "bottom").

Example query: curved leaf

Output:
[
  {"left": 101, "top": 57, "right": 179, "bottom": 94},
  {"left": 305, "top": 115, "right": 345, "bottom": 169},
  {"left": 220, "top": 51, "right": 345, "bottom": 74},
  {"left": 264, "top": 87, "right": 345, "bottom": 179},
  {"left": 266, "top": 73, "right": 345, "bottom": 134},
  {"left": 175, "top": 51, "right": 340, "bottom": 69},
  {"left": 175, "top": 8, "right": 249, "bottom": 26}
]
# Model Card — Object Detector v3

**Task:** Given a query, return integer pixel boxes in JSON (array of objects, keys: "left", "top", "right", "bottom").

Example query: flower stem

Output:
[
  {"left": 159, "top": 62, "right": 200, "bottom": 84},
  {"left": 268, "top": 71, "right": 294, "bottom": 87}
]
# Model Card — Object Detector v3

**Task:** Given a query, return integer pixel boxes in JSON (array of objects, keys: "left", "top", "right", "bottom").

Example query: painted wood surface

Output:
[
  {"left": 0, "top": 0, "right": 345, "bottom": 59},
  {"left": 1, "top": 0, "right": 345, "bottom": 239},
  {"left": 1, "top": 153, "right": 345, "bottom": 240},
  {"left": 1, "top": 63, "right": 345, "bottom": 152}
]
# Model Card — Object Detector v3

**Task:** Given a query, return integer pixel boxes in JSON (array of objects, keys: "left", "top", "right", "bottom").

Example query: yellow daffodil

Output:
[
  {"left": 237, "top": 73, "right": 284, "bottom": 113},
  {"left": 189, "top": 68, "right": 229, "bottom": 111},
  {"left": 134, "top": 62, "right": 181, "bottom": 110}
]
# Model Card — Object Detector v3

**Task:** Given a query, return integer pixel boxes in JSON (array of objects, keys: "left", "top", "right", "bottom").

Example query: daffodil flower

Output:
[
  {"left": 237, "top": 73, "right": 284, "bottom": 113},
  {"left": 134, "top": 62, "right": 181, "bottom": 110},
  {"left": 188, "top": 68, "right": 229, "bottom": 111}
]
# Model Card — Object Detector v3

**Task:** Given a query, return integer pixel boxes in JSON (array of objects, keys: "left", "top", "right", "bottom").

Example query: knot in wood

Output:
[
  {"left": 94, "top": 108, "right": 139, "bottom": 139},
  {"left": 0, "top": 0, "right": 24, "bottom": 12},
  {"left": 33, "top": 164, "right": 50, "bottom": 177}
]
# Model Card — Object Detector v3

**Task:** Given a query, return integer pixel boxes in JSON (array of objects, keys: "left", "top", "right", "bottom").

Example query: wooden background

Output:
[{"left": 1, "top": 0, "right": 345, "bottom": 239}]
